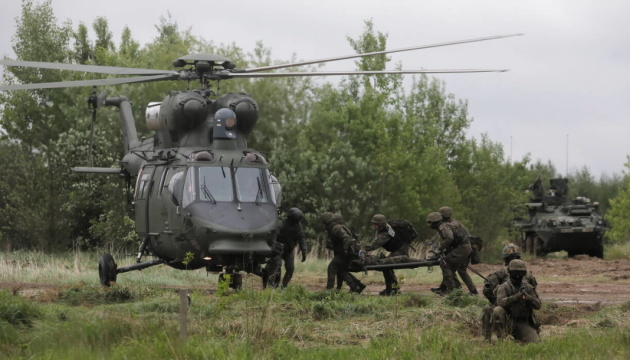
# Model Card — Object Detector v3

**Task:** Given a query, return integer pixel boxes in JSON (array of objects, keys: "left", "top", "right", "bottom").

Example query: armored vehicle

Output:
[{"left": 513, "top": 177, "right": 607, "bottom": 258}]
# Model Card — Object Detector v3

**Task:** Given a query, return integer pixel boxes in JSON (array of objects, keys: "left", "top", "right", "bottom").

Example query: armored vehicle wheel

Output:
[
  {"left": 99, "top": 254, "right": 118, "bottom": 287},
  {"left": 590, "top": 244, "right": 604, "bottom": 259}
]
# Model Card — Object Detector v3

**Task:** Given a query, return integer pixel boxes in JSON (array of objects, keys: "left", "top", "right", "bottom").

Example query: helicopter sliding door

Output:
[
  {"left": 134, "top": 165, "right": 157, "bottom": 235},
  {"left": 153, "top": 166, "right": 184, "bottom": 240}
]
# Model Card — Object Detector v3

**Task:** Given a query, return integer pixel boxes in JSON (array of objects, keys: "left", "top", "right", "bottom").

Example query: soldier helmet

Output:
[
  {"left": 333, "top": 213, "right": 345, "bottom": 224},
  {"left": 427, "top": 212, "right": 442, "bottom": 223},
  {"left": 320, "top": 212, "right": 334, "bottom": 223},
  {"left": 507, "top": 259, "right": 527, "bottom": 272},
  {"left": 287, "top": 207, "right": 304, "bottom": 222},
  {"left": 371, "top": 214, "right": 387, "bottom": 226},
  {"left": 507, "top": 259, "right": 527, "bottom": 280},
  {"left": 502, "top": 243, "right": 521, "bottom": 260},
  {"left": 438, "top": 206, "right": 453, "bottom": 219}
]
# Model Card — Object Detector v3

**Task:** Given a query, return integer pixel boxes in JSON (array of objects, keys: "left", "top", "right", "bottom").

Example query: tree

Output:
[
  {"left": 0, "top": 139, "right": 48, "bottom": 250},
  {"left": 604, "top": 157, "right": 630, "bottom": 244}
]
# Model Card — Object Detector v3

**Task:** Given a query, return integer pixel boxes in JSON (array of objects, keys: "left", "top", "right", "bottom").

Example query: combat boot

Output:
[
  {"left": 379, "top": 288, "right": 392, "bottom": 296},
  {"left": 351, "top": 283, "right": 366, "bottom": 294}
]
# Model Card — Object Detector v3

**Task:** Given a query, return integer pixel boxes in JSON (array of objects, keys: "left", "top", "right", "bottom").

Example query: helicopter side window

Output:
[
  {"left": 268, "top": 171, "right": 282, "bottom": 205},
  {"left": 135, "top": 173, "right": 151, "bottom": 200},
  {"left": 167, "top": 171, "right": 185, "bottom": 206},
  {"left": 198, "top": 166, "right": 233, "bottom": 202},
  {"left": 158, "top": 168, "right": 170, "bottom": 196},
  {"left": 182, "top": 167, "right": 198, "bottom": 208},
  {"left": 235, "top": 167, "right": 268, "bottom": 203}
]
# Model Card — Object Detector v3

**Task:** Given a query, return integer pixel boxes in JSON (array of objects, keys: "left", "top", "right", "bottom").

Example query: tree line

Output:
[{"left": 1, "top": 0, "right": 629, "bottom": 256}]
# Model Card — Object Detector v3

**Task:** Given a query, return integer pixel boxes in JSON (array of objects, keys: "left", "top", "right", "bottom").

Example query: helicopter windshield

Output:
[
  {"left": 235, "top": 167, "right": 269, "bottom": 203},
  {"left": 195, "top": 167, "right": 234, "bottom": 203},
  {"left": 180, "top": 166, "right": 269, "bottom": 207}
]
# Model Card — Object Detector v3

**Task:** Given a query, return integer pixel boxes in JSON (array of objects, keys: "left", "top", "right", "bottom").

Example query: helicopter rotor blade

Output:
[
  {"left": 226, "top": 69, "right": 509, "bottom": 79},
  {"left": 243, "top": 34, "right": 523, "bottom": 73},
  {"left": 0, "top": 59, "right": 177, "bottom": 76},
  {"left": 0, "top": 74, "right": 180, "bottom": 91}
]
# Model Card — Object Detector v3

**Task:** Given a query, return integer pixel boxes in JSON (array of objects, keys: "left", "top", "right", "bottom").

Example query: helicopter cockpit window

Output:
[
  {"left": 268, "top": 172, "right": 282, "bottom": 205},
  {"left": 167, "top": 171, "right": 184, "bottom": 206},
  {"left": 197, "top": 166, "right": 234, "bottom": 203},
  {"left": 235, "top": 167, "right": 268, "bottom": 203},
  {"left": 182, "top": 167, "right": 198, "bottom": 208}
]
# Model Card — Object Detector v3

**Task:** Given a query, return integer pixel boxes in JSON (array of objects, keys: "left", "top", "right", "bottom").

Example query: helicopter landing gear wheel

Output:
[
  {"left": 218, "top": 273, "right": 243, "bottom": 290},
  {"left": 99, "top": 254, "right": 117, "bottom": 287}
]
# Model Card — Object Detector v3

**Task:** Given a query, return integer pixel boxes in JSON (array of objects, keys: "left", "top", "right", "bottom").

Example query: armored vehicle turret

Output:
[{"left": 513, "top": 177, "right": 607, "bottom": 258}]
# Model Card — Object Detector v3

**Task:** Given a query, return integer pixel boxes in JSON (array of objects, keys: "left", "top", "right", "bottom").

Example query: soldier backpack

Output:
[
  {"left": 384, "top": 219, "right": 417, "bottom": 251},
  {"left": 469, "top": 235, "right": 483, "bottom": 264}
]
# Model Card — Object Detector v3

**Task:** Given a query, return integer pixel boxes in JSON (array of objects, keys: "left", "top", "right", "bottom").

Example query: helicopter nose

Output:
[{"left": 185, "top": 202, "right": 278, "bottom": 255}]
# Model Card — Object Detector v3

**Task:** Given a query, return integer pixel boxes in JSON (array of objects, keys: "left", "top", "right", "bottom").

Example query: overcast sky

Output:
[{"left": 1, "top": 0, "right": 629, "bottom": 179}]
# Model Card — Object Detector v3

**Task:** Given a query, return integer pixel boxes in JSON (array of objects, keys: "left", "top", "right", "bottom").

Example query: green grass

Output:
[
  {"left": 606, "top": 242, "right": 630, "bottom": 260},
  {"left": 0, "top": 251, "right": 629, "bottom": 359}
]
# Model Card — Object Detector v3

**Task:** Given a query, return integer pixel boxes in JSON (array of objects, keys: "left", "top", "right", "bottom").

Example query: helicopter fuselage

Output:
[
  {"left": 104, "top": 90, "right": 282, "bottom": 275},
  {"left": 133, "top": 148, "right": 280, "bottom": 273}
]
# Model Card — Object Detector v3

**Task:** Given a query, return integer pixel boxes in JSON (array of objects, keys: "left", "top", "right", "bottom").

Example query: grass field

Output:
[{"left": 1, "top": 250, "right": 629, "bottom": 359}]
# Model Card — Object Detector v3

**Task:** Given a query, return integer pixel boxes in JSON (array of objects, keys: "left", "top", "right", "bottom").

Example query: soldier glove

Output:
[
  {"left": 508, "top": 294, "right": 522, "bottom": 304},
  {"left": 522, "top": 292, "right": 533, "bottom": 302}
]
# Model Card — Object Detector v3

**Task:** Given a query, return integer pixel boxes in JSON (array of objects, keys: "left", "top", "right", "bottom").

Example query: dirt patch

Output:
[
  {"left": 2, "top": 257, "right": 630, "bottom": 306},
  {"left": 0, "top": 282, "right": 59, "bottom": 301},
  {"left": 343, "top": 256, "right": 630, "bottom": 306}
]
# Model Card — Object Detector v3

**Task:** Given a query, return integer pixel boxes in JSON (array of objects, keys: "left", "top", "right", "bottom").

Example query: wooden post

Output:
[{"left": 179, "top": 289, "right": 189, "bottom": 339}]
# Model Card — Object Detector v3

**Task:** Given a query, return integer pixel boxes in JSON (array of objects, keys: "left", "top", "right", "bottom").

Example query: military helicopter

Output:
[{"left": 0, "top": 34, "right": 520, "bottom": 288}]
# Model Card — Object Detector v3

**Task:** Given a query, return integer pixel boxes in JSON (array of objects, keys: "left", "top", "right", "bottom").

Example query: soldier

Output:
[
  {"left": 480, "top": 243, "right": 538, "bottom": 341},
  {"left": 321, "top": 212, "right": 366, "bottom": 293},
  {"left": 426, "top": 212, "right": 475, "bottom": 295},
  {"left": 437, "top": 206, "right": 477, "bottom": 295},
  {"left": 430, "top": 207, "right": 465, "bottom": 293},
  {"left": 438, "top": 206, "right": 470, "bottom": 236},
  {"left": 264, "top": 207, "right": 308, "bottom": 288},
  {"left": 494, "top": 259, "right": 541, "bottom": 343},
  {"left": 363, "top": 214, "right": 409, "bottom": 296}
]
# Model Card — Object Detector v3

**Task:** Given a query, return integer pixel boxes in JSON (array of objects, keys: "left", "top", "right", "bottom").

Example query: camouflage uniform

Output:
[
  {"left": 480, "top": 244, "right": 538, "bottom": 341},
  {"left": 433, "top": 207, "right": 476, "bottom": 294},
  {"left": 323, "top": 213, "right": 365, "bottom": 293},
  {"left": 495, "top": 261, "right": 541, "bottom": 343},
  {"left": 481, "top": 266, "right": 538, "bottom": 339},
  {"left": 264, "top": 208, "right": 308, "bottom": 288},
  {"left": 430, "top": 217, "right": 474, "bottom": 295},
  {"left": 364, "top": 219, "right": 409, "bottom": 295}
]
